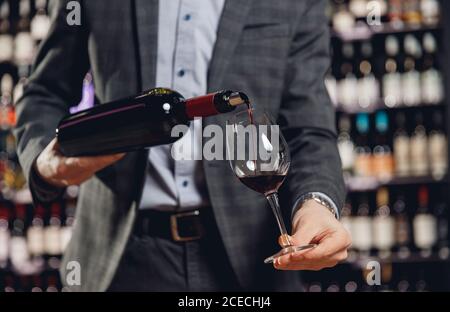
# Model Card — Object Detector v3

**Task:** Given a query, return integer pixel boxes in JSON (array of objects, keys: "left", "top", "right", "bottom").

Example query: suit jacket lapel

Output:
[
  {"left": 134, "top": 0, "right": 159, "bottom": 90},
  {"left": 207, "top": 0, "right": 252, "bottom": 93}
]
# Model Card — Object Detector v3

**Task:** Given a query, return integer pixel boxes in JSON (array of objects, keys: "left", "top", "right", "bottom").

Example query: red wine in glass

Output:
[{"left": 226, "top": 109, "right": 316, "bottom": 264}]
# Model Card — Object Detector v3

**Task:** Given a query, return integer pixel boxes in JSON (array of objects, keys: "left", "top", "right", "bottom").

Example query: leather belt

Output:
[{"left": 134, "top": 209, "right": 206, "bottom": 242}]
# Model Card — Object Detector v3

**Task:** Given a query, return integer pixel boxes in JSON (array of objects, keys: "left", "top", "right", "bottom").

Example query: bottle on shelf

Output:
[
  {"left": 421, "top": 32, "right": 444, "bottom": 105},
  {"left": 0, "top": 203, "right": 10, "bottom": 268},
  {"left": 403, "top": 0, "right": 422, "bottom": 28},
  {"left": 393, "top": 192, "right": 411, "bottom": 257},
  {"left": 428, "top": 110, "right": 447, "bottom": 179},
  {"left": 388, "top": 0, "right": 404, "bottom": 28},
  {"left": 44, "top": 203, "right": 62, "bottom": 256},
  {"left": 372, "top": 111, "right": 394, "bottom": 181},
  {"left": 353, "top": 113, "right": 373, "bottom": 178},
  {"left": 357, "top": 41, "right": 379, "bottom": 109},
  {"left": 337, "top": 43, "right": 358, "bottom": 110},
  {"left": 0, "top": 73, "right": 16, "bottom": 130},
  {"left": 60, "top": 201, "right": 76, "bottom": 252},
  {"left": 351, "top": 194, "right": 373, "bottom": 255},
  {"left": 27, "top": 204, "right": 45, "bottom": 260},
  {"left": 14, "top": 0, "right": 35, "bottom": 74},
  {"left": 434, "top": 197, "right": 449, "bottom": 259},
  {"left": 409, "top": 112, "right": 429, "bottom": 176},
  {"left": 338, "top": 114, "right": 355, "bottom": 175},
  {"left": 0, "top": 1, "right": 14, "bottom": 63},
  {"left": 9, "top": 204, "right": 30, "bottom": 273},
  {"left": 413, "top": 186, "right": 437, "bottom": 256},
  {"left": 332, "top": 3, "right": 356, "bottom": 34},
  {"left": 30, "top": 0, "right": 50, "bottom": 42},
  {"left": 372, "top": 187, "right": 395, "bottom": 257},
  {"left": 420, "top": 0, "right": 440, "bottom": 26},
  {"left": 382, "top": 36, "right": 402, "bottom": 108},
  {"left": 57, "top": 88, "right": 248, "bottom": 157},
  {"left": 402, "top": 34, "right": 422, "bottom": 107},
  {"left": 393, "top": 112, "right": 410, "bottom": 177}
]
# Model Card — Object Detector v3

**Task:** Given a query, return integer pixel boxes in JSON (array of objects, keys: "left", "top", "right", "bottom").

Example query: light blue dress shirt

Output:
[{"left": 139, "top": 0, "right": 225, "bottom": 211}]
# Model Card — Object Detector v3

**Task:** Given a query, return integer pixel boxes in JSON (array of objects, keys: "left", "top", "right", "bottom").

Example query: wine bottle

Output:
[
  {"left": 388, "top": 0, "right": 404, "bottom": 28},
  {"left": 372, "top": 111, "right": 394, "bottom": 181},
  {"left": 383, "top": 36, "right": 402, "bottom": 108},
  {"left": 30, "top": 0, "right": 50, "bottom": 41},
  {"left": 337, "top": 43, "right": 358, "bottom": 110},
  {"left": 27, "top": 204, "right": 45, "bottom": 259},
  {"left": 421, "top": 33, "right": 444, "bottom": 105},
  {"left": 402, "top": 35, "right": 422, "bottom": 107},
  {"left": 393, "top": 192, "right": 411, "bottom": 257},
  {"left": 434, "top": 197, "right": 449, "bottom": 259},
  {"left": 413, "top": 186, "right": 437, "bottom": 256},
  {"left": 0, "top": 1, "right": 14, "bottom": 63},
  {"left": 420, "top": 0, "right": 440, "bottom": 26},
  {"left": 354, "top": 113, "right": 373, "bottom": 177},
  {"left": 352, "top": 194, "right": 373, "bottom": 255},
  {"left": 0, "top": 73, "right": 15, "bottom": 130},
  {"left": 403, "top": 0, "right": 422, "bottom": 27},
  {"left": 60, "top": 201, "right": 76, "bottom": 252},
  {"left": 9, "top": 204, "right": 30, "bottom": 272},
  {"left": 44, "top": 203, "right": 62, "bottom": 256},
  {"left": 393, "top": 112, "right": 410, "bottom": 177},
  {"left": 57, "top": 88, "right": 248, "bottom": 156},
  {"left": 0, "top": 204, "right": 10, "bottom": 267},
  {"left": 428, "top": 110, "right": 447, "bottom": 179},
  {"left": 410, "top": 112, "right": 429, "bottom": 176},
  {"left": 337, "top": 114, "right": 355, "bottom": 174},
  {"left": 372, "top": 187, "right": 395, "bottom": 257},
  {"left": 357, "top": 41, "right": 379, "bottom": 109},
  {"left": 14, "top": 0, "right": 35, "bottom": 71}
]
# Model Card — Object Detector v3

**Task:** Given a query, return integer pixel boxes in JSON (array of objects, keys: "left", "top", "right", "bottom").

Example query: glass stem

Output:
[{"left": 266, "top": 192, "right": 292, "bottom": 247}]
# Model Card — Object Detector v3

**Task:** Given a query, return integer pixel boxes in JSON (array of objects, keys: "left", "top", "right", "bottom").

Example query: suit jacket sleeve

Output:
[
  {"left": 13, "top": 0, "right": 90, "bottom": 203},
  {"left": 278, "top": 0, "right": 346, "bottom": 216}
]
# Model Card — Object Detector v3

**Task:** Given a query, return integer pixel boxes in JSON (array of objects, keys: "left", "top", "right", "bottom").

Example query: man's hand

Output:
[
  {"left": 274, "top": 200, "right": 351, "bottom": 271},
  {"left": 35, "top": 138, "right": 125, "bottom": 188}
]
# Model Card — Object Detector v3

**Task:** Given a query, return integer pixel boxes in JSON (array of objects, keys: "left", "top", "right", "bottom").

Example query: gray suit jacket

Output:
[{"left": 13, "top": 0, "right": 345, "bottom": 291}]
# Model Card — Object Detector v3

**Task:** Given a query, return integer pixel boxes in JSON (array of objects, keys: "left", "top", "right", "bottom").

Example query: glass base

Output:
[{"left": 264, "top": 244, "right": 317, "bottom": 264}]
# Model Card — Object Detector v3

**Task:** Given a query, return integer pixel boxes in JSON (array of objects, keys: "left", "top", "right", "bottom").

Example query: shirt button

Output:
[
  {"left": 184, "top": 14, "right": 191, "bottom": 21},
  {"left": 182, "top": 181, "right": 189, "bottom": 187},
  {"left": 178, "top": 69, "right": 186, "bottom": 77}
]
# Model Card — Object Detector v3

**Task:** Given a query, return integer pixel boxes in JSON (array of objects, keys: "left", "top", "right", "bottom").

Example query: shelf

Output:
[
  {"left": 342, "top": 248, "right": 450, "bottom": 269},
  {"left": 345, "top": 175, "right": 448, "bottom": 192},
  {"left": 332, "top": 23, "right": 441, "bottom": 42},
  {"left": 335, "top": 102, "right": 444, "bottom": 115}
]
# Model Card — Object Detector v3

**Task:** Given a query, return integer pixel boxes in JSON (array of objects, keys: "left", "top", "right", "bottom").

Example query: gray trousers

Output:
[{"left": 107, "top": 211, "right": 241, "bottom": 292}]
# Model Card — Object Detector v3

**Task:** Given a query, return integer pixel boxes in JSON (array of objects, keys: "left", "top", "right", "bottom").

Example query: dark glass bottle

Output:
[{"left": 57, "top": 88, "right": 248, "bottom": 156}]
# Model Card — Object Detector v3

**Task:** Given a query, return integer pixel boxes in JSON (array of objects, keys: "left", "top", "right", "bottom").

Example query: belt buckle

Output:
[{"left": 170, "top": 210, "right": 203, "bottom": 242}]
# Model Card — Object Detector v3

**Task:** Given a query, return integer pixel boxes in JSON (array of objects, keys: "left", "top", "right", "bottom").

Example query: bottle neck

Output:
[{"left": 184, "top": 90, "right": 248, "bottom": 120}]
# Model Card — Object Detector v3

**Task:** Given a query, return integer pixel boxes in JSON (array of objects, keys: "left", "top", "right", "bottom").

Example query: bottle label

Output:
[
  {"left": 402, "top": 71, "right": 421, "bottom": 106},
  {"left": 352, "top": 216, "right": 373, "bottom": 251},
  {"left": 429, "top": 133, "right": 448, "bottom": 178},
  {"left": 27, "top": 226, "right": 45, "bottom": 256},
  {"left": 0, "top": 34, "right": 14, "bottom": 62},
  {"left": 44, "top": 225, "right": 61, "bottom": 255},
  {"left": 383, "top": 73, "right": 402, "bottom": 107},
  {"left": 354, "top": 153, "right": 373, "bottom": 177},
  {"left": 0, "top": 229, "right": 10, "bottom": 262},
  {"left": 422, "top": 69, "right": 444, "bottom": 105},
  {"left": 394, "top": 136, "right": 410, "bottom": 176},
  {"left": 338, "top": 139, "right": 355, "bottom": 171},
  {"left": 410, "top": 135, "right": 428, "bottom": 175},
  {"left": 373, "top": 216, "right": 396, "bottom": 250},
  {"left": 413, "top": 214, "right": 437, "bottom": 249},
  {"left": 10, "top": 236, "right": 29, "bottom": 269}
]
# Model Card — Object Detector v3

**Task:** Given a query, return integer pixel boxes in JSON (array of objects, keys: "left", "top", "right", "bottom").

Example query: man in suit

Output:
[{"left": 14, "top": 0, "right": 350, "bottom": 291}]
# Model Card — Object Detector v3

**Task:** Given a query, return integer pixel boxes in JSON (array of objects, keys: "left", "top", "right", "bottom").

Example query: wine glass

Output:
[{"left": 226, "top": 109, "right": 316, "bottom": 264}]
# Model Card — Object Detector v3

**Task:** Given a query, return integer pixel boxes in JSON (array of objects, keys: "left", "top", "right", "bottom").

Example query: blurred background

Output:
[{"left": 0, "top": 0, "right": 449, "bottom": 292}]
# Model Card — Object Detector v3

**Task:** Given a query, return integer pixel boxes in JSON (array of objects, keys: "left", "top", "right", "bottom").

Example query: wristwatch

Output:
[{"left": 294, "top": 192, "right": 339, "bottom": 219}]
